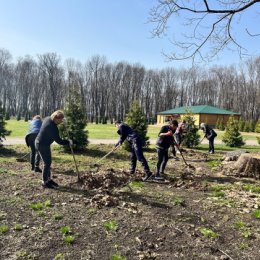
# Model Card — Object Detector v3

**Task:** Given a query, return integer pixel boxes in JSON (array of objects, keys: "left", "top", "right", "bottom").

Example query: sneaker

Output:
[
  {"left": 209, "top": 151, "right": 214, "bottom": 154},
  {"left": 34, "top": 167, "right": 42, "bottom": 173},
  {"left": 48, "top": 179, "right": 59, "bottom": 187},
  {"left": 42, "top": 181, "right": 55, "bottom": 189},
  {"left": 142, "top": 172, "right": 153, "bottom": 181},
  {"left": 154, "top": 175, "right": 165, "bottom": 181}
]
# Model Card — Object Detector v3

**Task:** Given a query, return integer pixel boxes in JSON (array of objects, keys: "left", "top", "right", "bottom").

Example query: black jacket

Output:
[
  {"left": 204, "top": 125, "right": 217, "bottom": 140},
  {"left": 156, "top": 125, "right": 175, "bottom": 149},
  {"left": 35, "top": 117, "right": 69, "bottom": 146},
  {"left": 116, "top": 123, "right": 140, "bottom": 146}
]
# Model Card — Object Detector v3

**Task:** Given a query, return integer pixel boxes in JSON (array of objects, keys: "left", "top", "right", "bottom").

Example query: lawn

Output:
[{"left": 5, "top": 119, "right": 260, "bottom": 141}]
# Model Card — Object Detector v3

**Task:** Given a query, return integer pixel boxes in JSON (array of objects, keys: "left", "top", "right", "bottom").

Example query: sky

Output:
[{"left": 0, "top": 0, "right": 259, "bottom": 70}]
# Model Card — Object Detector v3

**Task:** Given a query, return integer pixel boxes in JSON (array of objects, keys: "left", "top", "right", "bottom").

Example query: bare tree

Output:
[{"left": 149, "top": 0, "right": 260, "bottom": 63}]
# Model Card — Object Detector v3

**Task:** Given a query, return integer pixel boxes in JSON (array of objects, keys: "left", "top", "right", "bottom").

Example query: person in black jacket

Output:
[
  {"left": 200, "top": 123, "right": 217, "bottom": 154},
  {"left": 155, "top": 120, "right": 179, "bottom": 180},
  {"left": 25, "top": 115, "right": 42, "bottom": 172},
  {"left": 115, "top": 120, "right": 152, "bottom": 181},
  {"left": 35, "top": 110, "right": 72, "bottom": 189}
]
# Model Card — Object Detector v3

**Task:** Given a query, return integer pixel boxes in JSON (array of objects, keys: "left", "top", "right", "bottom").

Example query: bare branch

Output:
[{"left": 149, "top": 0, "right": 260, "bottom": 62}]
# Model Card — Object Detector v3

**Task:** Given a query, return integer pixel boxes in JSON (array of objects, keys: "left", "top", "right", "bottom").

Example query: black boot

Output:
[{"left": 34, "top": 167, "right": 42, "bottom": 173}]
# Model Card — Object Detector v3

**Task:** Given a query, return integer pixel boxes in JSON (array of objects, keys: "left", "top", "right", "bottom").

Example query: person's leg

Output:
[
  {"left": 130, "top": 146, "right": 137, "bottom": 174},
  {"left": 209, "top": 138, "right": 214, "bottom": 153},
  {"left": 27, "top": 135, "right": 36, "bottom": 170},
  {"left": 156, "top": 148, "right": 164, "bottom": 175},
  {"left": 37, "top": 145, "right": 52, "bottom": 184},
  {"left": 209, "top": 138, "right": 215, "bottom": 153},
  {"left": 160, "top": 149, "right": 169, "bottom": 174},
  {"left": 133, "top": 142, "right": 151, "bottom": 174}
]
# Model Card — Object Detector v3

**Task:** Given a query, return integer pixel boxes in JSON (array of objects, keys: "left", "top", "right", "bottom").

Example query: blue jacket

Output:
[
  {"left": 25, "top": 119, "right": 42, "bottom": 146},
  {"left": 28, "top": 119, "right": 42, "bottom": 134}
]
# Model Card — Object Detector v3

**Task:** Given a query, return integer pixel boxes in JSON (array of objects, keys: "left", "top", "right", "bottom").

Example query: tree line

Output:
[{"left": 0, "top": 48, "right": 259, "bottom": 122}]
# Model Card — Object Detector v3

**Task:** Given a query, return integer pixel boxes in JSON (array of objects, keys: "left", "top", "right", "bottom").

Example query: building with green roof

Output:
[{"left": 157, "top": 105, "right": 240, "bottom": 126}]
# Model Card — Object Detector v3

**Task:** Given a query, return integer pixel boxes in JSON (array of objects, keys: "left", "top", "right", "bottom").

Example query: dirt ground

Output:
[{"left": 0, "top": 147, "right": 260, "bottom": 260}]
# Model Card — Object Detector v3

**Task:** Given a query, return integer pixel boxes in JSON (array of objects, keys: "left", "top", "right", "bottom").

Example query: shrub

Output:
[
  {"left": 181, "top": 111, "right": 200, "bottom": 148},
  {"left": 222, "top": 116, "right": 245, "bottom": 147},
  {"left": 59, "top": 85, "right": 88, "bottom": 151},
  {"left": 255, "top": 120, "right": 260, "bottom": 133},
  {"left": 125, "top": 100, "right": 149, "bottom": 148}
]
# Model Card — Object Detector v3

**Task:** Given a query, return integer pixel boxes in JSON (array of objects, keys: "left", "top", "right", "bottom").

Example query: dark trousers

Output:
[
  {"left": 27, "top": 134, "right": 41, "bottom": 170},
  {"left": 130, "top": 140, "right": 150, "bottom": 174},
  {"left": 208, "top": 137, "right": 215, "bottom": 153},
  {"left": 35, "top": 142, "right": 52, "bottom": 183},
  {"left": 156, "top": 148, "right": 169, "bottom": 175},
  {"left": 170, "top": 144, "right": 176, "bottom": 157}
]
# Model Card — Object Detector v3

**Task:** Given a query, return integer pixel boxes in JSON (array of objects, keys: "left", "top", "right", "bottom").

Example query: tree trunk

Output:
[{"left": 234, "top": 154, "right": 260, "bottom": 179}]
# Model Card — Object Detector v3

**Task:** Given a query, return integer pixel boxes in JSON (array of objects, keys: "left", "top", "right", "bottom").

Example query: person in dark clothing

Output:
[
  {"left": 25, "top": 115, "right": 42, "bottom": 172},
  {"left": 35, "top": 110, "right": 72, "bottom": 189},
  {"left": 155, "top": 120, "right": 179, "bottom": 180},
  {"left": 200, "top": 123, "right": 217, "bottom": 154},
  {"left": 115, "top": 120, "right": 152, "bottom": 181}
]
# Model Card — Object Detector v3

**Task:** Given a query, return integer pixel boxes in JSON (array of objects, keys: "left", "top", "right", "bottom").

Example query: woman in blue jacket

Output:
[{"left": 25, "top": 115, "right": 42, "bottom": 172}]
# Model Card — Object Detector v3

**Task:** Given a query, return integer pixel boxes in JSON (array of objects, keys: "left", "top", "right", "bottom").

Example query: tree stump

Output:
[{"left": 233, "top": 154, "right": 260, "bottom": 179}]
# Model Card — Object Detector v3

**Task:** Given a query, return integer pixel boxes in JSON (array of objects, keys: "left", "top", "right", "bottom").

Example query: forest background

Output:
[{"left": 0, "top": 49, "right": 259, "bottom": 124}]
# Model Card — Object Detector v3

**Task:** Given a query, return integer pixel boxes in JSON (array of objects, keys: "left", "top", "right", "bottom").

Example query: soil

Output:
[{"left": 0, "top": 148, "right": 260, "bottom": 260}]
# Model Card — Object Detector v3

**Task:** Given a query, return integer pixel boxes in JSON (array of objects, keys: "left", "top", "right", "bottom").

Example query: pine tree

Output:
[
  {"left": 59, "top": 85, "right": 88, "bottom": 151},
  {"left": 181, "top": 111, "right": 200, "bottom": 148},
  {"left": 222, "top": 116, "right": 245, "bottom": 147},
  {"left": 125, "top": 100, "right": 149, "bottom": 148},
  {"left": 255, "top": 119, "right": 260, "bottom": 133},
  {"left": 238, "top": 118, "right": 246, "bottom": 132},
  {"left": 0, "top": 103, "right": 11, "bottom": 145}
]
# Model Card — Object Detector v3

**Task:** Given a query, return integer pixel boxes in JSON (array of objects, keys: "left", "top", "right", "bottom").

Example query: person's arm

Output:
[{"left": 53, "top": 125, "right": 69, "bottom": 145}]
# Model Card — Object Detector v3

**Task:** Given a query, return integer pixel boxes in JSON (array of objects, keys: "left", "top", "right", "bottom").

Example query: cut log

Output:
[{"left": 233, "top": 154, "right": 260, "bottom": 179}]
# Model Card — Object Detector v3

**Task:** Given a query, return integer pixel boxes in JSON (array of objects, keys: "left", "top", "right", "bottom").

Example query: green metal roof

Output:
[{"left": 158, "top": 105, "right": 240, "bottom": 115}]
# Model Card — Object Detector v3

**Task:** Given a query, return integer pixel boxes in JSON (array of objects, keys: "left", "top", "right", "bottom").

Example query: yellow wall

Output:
[{"left": 157, "top": 113, "right": 240, "bottom": 126}]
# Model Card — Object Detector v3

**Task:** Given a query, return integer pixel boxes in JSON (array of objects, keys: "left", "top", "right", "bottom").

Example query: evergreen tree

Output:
[
  {"left": 222, "top": 116, "right": 245, "bottom": 147},
  {"left": 215, "top": 118, "right": 220, "bottom": 129},
  {"left": 59, "top": 85, "right": 88, "bottom": 151},
  {"left": 0, "top": 103, "right": 11, "bottom": 145},
  {"left": 125, "top": 100, "right": 149, "bottom": 148},
  {"left": 238, "top": 118, "right": 246, "bottom": 132},
  {"left": 181, "top": 111, "right": 200, "bottom": 148},
  {"left": 255, "top": 119, "right": 260, "bottom": 133}
]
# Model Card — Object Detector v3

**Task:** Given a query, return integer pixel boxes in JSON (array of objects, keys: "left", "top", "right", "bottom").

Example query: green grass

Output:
[{"left": 5, "top": 119, "right": 260, "bottom": 142}]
